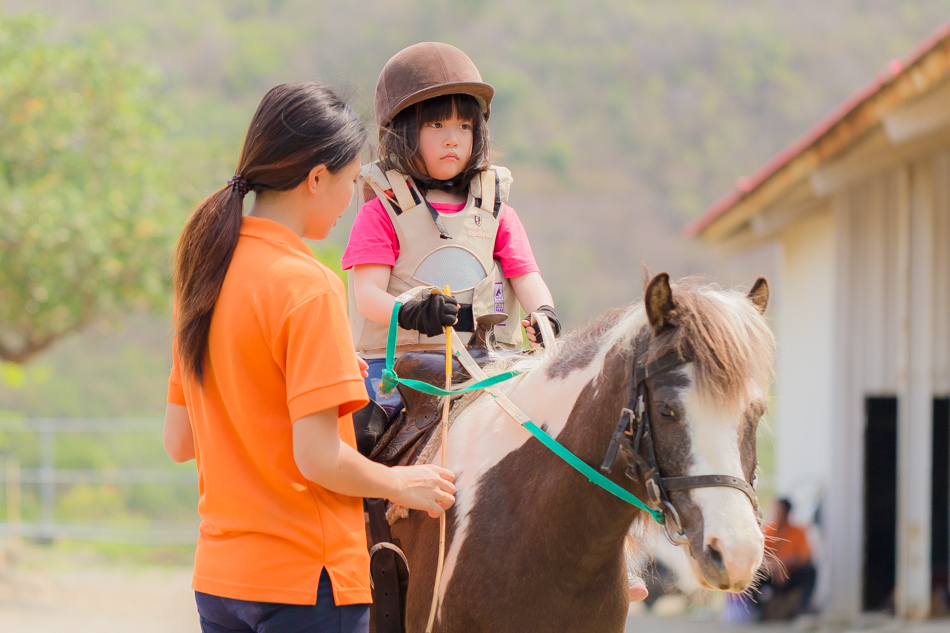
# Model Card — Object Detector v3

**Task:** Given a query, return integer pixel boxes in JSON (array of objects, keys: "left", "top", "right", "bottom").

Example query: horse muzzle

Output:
[{"left": 686, "top": 492, "right": 765, "bottom": 591}]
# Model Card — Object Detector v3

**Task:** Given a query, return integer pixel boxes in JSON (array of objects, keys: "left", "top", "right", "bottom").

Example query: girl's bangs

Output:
[{"left": 417, "top": 94, "right": 481, "bottom": 125}]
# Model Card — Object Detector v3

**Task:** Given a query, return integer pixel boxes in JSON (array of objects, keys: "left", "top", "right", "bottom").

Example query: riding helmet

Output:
[{"left": 374, "top": 42, "right": 494, "bottom": 131}]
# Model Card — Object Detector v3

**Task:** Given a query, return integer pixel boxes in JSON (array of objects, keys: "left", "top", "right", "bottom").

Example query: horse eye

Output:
[{"left": 656, "top": 402, "right": 677, "bottom": 420}]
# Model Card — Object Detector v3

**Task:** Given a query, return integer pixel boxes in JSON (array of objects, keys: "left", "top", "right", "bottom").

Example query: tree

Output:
[{"left": 0, "top": 13, "right": 183, "bottom": 364}]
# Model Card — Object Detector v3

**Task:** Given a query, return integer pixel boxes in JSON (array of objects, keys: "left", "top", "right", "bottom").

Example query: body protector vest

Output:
[{"left": 349, "top": 163, "right": 523, "bottom": 357}]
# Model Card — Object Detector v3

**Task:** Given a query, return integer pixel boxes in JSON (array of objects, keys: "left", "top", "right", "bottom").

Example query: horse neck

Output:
[{"left": 512, "top": 338, "right": 645, "bottom": 563}]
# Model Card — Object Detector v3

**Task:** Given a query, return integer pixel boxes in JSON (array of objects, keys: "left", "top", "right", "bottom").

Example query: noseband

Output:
[{"left": 599, "top": 334, "right": 760, "bottom": 546}]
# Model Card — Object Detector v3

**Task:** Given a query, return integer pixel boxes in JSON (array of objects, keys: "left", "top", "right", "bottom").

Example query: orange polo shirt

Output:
[
  {"left": 167, "top": 216, "right": 370, "bottom": 606},
  {"left": 763, "top": 521, "right": 811, "bottom": 566}
]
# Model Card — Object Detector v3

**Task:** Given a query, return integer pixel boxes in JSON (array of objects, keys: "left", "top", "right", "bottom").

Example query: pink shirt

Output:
[{"left": 342, "top": 197, "right": 540, "bottom": 278}]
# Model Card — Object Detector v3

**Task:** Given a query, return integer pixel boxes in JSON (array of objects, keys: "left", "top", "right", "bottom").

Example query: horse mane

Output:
[{"left": 487, "top": 277, "right": 775, "bottom": 408}]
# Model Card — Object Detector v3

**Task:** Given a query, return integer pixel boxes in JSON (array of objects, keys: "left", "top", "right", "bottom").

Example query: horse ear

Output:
[
  {"left": 645, "top": 272, "right": 676, "bottom": 333},
  {"left": 748, "top": 277, "right": 769, "bottom": 314}
]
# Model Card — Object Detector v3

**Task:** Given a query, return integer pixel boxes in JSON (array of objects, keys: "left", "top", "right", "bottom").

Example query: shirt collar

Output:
[{"left": 240, "top": 216, "right": 312, "bottom": 257}]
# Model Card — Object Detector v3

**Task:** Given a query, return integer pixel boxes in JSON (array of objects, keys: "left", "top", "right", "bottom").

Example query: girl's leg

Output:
[{"left": 363, "top": 358, "right": 404, "bottom": 422}]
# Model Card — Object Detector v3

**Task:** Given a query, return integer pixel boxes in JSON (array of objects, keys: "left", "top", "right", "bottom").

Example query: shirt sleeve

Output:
[
  {"left": 341, "top": 198, "right": 400, "bottom": 270},
  {"left": 493, "top": 204, "right": 541, "bottom": 278},
  {"left": 167, "top": 341, "right": 186, "bottom": 406},
  {"left": 277, "top": 284, "right": 369, "bottom": 422}
]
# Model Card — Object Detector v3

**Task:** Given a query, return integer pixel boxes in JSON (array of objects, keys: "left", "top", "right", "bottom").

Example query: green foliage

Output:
[
  {"left": 0, "top": 13, "right": 186, "bottom": 364},
  {"left": 309, "top": 241, "right": 345, "bottom": 282},
  {"left": 0, "top": 314, "right": 173, "bottom": 416}
]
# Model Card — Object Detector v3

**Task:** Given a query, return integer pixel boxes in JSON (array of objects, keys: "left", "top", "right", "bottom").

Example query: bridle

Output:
[{"left": 599, "top": 333, "right": 760, "bottom": 547}]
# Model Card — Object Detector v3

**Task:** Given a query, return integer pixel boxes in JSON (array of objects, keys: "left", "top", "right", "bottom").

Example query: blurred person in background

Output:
[{"left": 757, "top": 497, "right": 817, "bottom": 620}]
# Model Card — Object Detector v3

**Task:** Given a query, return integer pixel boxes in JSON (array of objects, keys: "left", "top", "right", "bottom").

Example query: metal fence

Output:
[{"left": 0, "top": 418, "right": 199, "bottom": 545}]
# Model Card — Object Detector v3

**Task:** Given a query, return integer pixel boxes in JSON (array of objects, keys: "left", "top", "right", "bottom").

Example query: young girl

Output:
[
  {"left": 343, "top": 44, "right": 650, "bottom": 603},
  {"left": 163, "top": 83, "right": 455, "bottom": 633},
  {"left": 343, "top": 42, "right": 560, "bottom": 414}
]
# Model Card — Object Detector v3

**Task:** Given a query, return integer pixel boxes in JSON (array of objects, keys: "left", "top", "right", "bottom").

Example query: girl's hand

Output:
[
  {"left": 389, "top": 464, "right": 456, "bottom": 518},
  {"left": 522, "top": 305, "right": 561, "bottom": 348},
  {"left": 522, "top": 319, "right": 541, "bottom": 348},
  {"left": 357, "top": 356, "right": 369, "bottom": 378},
  {"left": 397, "top": 293, "right": 459, "bottom": 336}
]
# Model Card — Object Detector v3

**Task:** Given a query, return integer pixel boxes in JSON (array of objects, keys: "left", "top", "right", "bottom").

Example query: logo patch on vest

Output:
[
  {"left": 494, "top": 282, "right": 505, "bottom": 318},
  {"left": 465, "top": 212, "right": 493, "bottom": 239}
]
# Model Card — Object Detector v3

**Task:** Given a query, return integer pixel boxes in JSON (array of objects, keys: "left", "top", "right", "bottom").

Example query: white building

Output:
[{"left": 688, "top": 23, "right": 950, "bottom": 622}]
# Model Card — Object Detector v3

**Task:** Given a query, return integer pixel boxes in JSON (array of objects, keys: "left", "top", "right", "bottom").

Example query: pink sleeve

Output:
[
  {"left": 341, "top": 198, "right": 400, "bottom": 270},
  {"left": 494, "top": 204, "right": 540, "bottom": 278}
]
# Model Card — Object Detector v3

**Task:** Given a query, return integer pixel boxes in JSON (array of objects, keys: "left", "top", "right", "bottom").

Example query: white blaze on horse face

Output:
[
  {"left": 680, "top": 365, "right": 764, "bottom": 590},
  {"left": 431, "top": 346, "right": 610, "bottom": 606}
]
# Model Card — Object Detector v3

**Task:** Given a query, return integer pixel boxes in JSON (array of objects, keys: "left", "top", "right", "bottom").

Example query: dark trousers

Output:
[
  {"left": 757, "top": 564, "right": 817, "bottom": 619},
  {"left": 195, "top": 569, "right": 369, "bottom": 633}
]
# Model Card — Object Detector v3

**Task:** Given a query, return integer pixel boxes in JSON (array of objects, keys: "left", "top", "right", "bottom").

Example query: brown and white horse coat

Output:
[{"left": 392, "top": 275, "right": 775, "bottom": 633}]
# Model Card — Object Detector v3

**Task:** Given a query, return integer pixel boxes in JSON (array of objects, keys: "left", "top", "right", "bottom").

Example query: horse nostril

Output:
[
  {"left": 706, "top": 543, "right": 725, "bottom": 571},
  {"left": 704, "top": 537, "right": 730, "bottom": 589}
]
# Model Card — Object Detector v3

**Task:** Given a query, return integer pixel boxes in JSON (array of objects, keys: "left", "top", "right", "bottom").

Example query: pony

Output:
[{"left": 390, "top": 273, "right": 775, "bottom": 633}]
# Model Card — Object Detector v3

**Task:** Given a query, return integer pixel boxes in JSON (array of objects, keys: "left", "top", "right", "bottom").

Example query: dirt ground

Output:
[
  {"left": 1, "top": 541, "right": 948, "bottom": 633},
  {"left": 0, "top": 541, "right": 198, "bottom": 633}
]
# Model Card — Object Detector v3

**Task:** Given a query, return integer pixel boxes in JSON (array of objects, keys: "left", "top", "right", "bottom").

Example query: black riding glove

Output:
[
  {"left": 530, "top": 305, "right": 561, "bottom": 347},
  {"left": 397, "top": 293, "right": 459, "bottom": 337}
]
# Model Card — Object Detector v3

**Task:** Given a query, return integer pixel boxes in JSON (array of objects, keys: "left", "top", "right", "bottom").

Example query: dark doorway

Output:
[
  {"left": 863, "top": 397, "right": 897, "bottom": 611},
  {"left": 933, "top": 398, "right": 949, "bottom": 606}
]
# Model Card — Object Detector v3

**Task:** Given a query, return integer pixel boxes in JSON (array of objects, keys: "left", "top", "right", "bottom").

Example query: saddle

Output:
[
  {"left": 353, "top": 327, "right": 496, "bottom": 464},
  {"left": 373, "top": 349, "right": 489, "bottom": 465}
]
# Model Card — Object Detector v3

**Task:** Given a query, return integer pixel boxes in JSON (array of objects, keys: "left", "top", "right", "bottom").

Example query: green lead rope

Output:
[
  {"left": 521, "top": 420, "right": 664, "bottom": 522},
  {"left": 380, "top": 300, "right": 665, "bottom": 524}
]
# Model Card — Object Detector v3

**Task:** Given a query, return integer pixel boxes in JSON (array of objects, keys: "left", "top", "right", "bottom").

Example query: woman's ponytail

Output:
[
  {"left": 172, "top": 83, "right": 366, "bottom": 384},
  {"left": 173, "top": 180, "right": 247, "bottom": 382}
]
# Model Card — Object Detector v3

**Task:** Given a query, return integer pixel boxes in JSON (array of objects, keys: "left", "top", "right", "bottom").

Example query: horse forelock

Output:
[{"left": 648, "top": 278, "right": 775, "bottom": 410}]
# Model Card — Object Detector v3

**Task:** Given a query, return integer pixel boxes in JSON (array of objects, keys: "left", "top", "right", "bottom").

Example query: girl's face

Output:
[
  {"left": 417, "top": 114, "right": 474, "bottom": 181},
  {"left": 304, "top": 157, "right": 362, "bottom": 240}
]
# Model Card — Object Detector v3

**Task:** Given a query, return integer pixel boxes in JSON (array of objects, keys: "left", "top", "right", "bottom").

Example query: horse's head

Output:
[{"left": 629, "top": 273, "right": 774, "bottom": 592}]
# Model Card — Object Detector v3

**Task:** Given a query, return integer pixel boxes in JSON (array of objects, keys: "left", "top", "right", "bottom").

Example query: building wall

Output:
[
  {"left": 816, "top": 151, "right": 950, "bottom": 620},
  {"left": 775, "top": 209, "right": 835, "bottom": 509}
]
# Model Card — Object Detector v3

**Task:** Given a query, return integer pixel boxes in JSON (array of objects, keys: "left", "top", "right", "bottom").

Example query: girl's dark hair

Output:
[
  {"left": 173, "top": 82, "right": 366, "bottom": 382},
  {"left": 378, "top": 94, "right": 492, "bottom": 194}
]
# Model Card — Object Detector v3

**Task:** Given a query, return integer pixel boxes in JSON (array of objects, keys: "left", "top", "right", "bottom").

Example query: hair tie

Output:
[{"left": 227, "top": 174, "right": 250, "bottom": 197}]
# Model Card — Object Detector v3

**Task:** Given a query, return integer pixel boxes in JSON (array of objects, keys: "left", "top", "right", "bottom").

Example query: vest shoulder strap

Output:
[
  {"left": 361, "top": 162, "right": 513, "bottom": 218},
  {"left": 469, "top": 165, "right": 512, "bottom": 218},
  {"left": 360, "top": 162, "right": 422, "bottom": 218}
]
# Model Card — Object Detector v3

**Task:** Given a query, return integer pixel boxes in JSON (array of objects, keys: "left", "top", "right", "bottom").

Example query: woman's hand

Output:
[
  {"left": 357, "top": 356, "right": 369, "bottom": 378},
  {"left": 389, "top": 464, "right": 457, "bottom": 518},
  {"left": 294, "top": 407, "right": 456, "bottom": 516}
]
